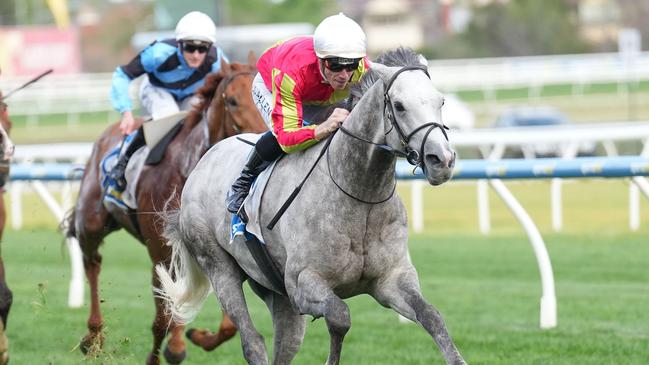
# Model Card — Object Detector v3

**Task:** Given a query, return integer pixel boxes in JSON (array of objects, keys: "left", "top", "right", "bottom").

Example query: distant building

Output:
[
  {"left": 362, "top": 0, "right": 424, "bottom": 54},
  {"left": 577, "top": 0, "right": 623, "bottom": 46}
]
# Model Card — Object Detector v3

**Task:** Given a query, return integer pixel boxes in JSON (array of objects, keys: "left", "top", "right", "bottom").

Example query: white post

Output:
[
  {"left": 30, "top": 180, "right": 84, "bottom": 307},
  {"left": 629, "top": 183, "right": 640, "bottom": 231},
  {"left": 489, "top": 179, "right": 557, "bottom": 329},
  {"left": 30, "top": 181, "right": 64, "bottom": 220},
  {"left": 551, "top": 178, "right": 563, "bottom": 231},
  {"left": 66, "top": 236, "right": 85, "bottom": 308},
  {"left": 9, "top": 182, "right": 23, "bottom": 230},
  {"left": 411, "top": 180, "right": 424, "bottom": 233},
  {"left": 61, "top": 181, "right": 84, "bottom": 307},
  {"left": 477, "top": 180, "right": 490, "bottom": 234}
]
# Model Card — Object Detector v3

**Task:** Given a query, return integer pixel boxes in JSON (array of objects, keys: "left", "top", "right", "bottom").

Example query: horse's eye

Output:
[
  {"left": 394, "top": 101, "right": 405, "bottom": 112},
  {"left": 226, "top": 97, "right": 238, "bottom": 108}
]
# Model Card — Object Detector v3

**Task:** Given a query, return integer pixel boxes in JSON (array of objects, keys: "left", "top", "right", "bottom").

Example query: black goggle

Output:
[
  {"left": 324, "top": 57, "right": 361, "bottom": 72},
  {"left": 182, "top": 43, "right": 210, "bottom": 54}
]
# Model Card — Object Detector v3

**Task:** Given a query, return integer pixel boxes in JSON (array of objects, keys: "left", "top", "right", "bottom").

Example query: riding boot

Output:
[
  {"left": 226, "top": 149, "right": 271, "bottom": 218},
  {"left": 109, "top": 129, "right": 145, "bottom": 191}
]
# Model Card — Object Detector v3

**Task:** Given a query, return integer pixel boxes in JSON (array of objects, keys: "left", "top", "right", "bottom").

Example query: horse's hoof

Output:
[
  {"left": 184, "top": 328, "right": 194, "bottom": 340},
  {"left": 145, "top": 352, "right": 160, "bottom": 365},
  {"left": 79, "top": 334, "right": 103, "bottom": 355},
  {"left": 163, "top": 346, "right": 186, "bottom": 365}
]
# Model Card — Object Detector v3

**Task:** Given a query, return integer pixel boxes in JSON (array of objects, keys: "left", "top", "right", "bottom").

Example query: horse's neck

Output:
[
  {"left": 327, "top": 100, "right": 395, "bottom": 201},
  {"left": 205, "top": 96, "right": 230, "bottom": 145}
]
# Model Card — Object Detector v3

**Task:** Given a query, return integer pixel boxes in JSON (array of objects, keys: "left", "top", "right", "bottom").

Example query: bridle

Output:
[
  {"left": 202, "top": 70, "right": 255, "bottom": 147},
  {"left": 339, "top": 65, "right": 449, "bottom": 169},
  {"left": 269, "top": 65, "right": 451, "bottom": 228}
]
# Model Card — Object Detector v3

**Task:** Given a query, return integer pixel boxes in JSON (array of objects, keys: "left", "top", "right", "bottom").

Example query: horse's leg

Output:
[
  {"left": 185, "top": 312, "right": 237, "bottom": 351},
  {"left": 0, "top": 258, "right": 11, "bottom": 365},
  {"left": 249, "top": 280, "right": 306, "bottom": 365},
  {"left": 371, "top": 268, "right": 467, "bottom": 365},
  {"left": 291, "top": 270, "right": 350, "bottom": 365},
  {"left": 202, "top": 250, "right": 268, "bottom": 365},
  {"left": 148, "top": 266, "right": 186, "bottom": 365},
  {"left": 0, "top": 197, "right": 11, "bottom": 365},
  {"left": 80, "top": 244, "right": 105, "bottom": 354},
  {"left": 75, "top": 189, "right": 111, "bottom": 354}
]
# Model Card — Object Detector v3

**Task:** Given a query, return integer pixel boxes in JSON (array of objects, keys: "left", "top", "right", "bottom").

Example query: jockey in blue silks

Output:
[{"left": 108, "top": 11, "right": 228, "bottom": 192}]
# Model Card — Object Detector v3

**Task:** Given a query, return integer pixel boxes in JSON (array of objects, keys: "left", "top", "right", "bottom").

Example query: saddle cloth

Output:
[
  {"left": 101, "top": 134, "right": 147, "bottom": 210},
  {"left": 230, "top": 159, "right": 278, "bottom": 244}
]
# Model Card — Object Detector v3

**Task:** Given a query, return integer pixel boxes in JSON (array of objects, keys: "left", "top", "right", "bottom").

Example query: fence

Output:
[
  {"left": 4, "top": 51, "right": 649, "bottom": 122},
  {"left": 11, "top": 155, "right": 649, "bottom": 330}
]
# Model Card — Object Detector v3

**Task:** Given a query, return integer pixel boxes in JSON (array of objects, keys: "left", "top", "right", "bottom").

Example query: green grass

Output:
[
  {"left": 3, "top": 229, "right": 648, "bottom": 364},
  {"left": 1, "top": 179, "right": 648, "bottom": 364}
]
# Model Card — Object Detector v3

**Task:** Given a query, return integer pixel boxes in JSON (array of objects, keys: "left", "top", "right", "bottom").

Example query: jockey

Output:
[
  {"left": 108, "top": 11, "right": 228, "bottom": 191},
  {"left": 226, "top": 13, "right": 370, "bottom": 219}
]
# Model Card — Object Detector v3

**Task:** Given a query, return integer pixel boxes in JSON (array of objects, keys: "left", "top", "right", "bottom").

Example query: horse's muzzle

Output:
[{"left": 423, "top": 150, "right": 455, "bottom": 185}]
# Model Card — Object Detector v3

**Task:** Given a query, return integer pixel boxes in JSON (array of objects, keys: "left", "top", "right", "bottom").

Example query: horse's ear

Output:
[
  {"left": 221, "top": 58, "right": 231, "bottom": 73},
  {"left": 247, "top": 51, "right": 257, "bottom": 67},
  {"left": 417, "top": 54, "right": 428, "bottom": 67}
]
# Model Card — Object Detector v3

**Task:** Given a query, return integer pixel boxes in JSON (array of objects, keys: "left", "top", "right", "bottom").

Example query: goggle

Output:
[
  {"left": 324, "top": 57, "right": 361, "bottom": 72},
  {"left": 182, "top": 42, "right": 210, "bottom": 54}
]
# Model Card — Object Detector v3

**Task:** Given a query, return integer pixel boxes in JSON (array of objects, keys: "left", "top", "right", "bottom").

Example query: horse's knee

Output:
[
  {"left": 324, "top": 297, "right": 350, "bottom": 337},
  {"left": 0, "top": 285, "right": 12, "bottom": 328}
]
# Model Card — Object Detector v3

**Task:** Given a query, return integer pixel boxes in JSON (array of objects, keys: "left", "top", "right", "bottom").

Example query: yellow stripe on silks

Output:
[
  {"left": 278, "top": 72, "right": 300, "bottom": 132},
  {"left": 46, "top": 0, "right": 70, "bottom": 29},
  {"left": 271, "top": 69, "right": 317, "bottom": 153}
]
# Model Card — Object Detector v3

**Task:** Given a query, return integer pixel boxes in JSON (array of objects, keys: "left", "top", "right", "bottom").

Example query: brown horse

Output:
[
  {"left": 65, "top": 58, "right": 268, "bottom": 365},
  {"left": 0, "top": 89, "right": 13, "bottom": 365}
]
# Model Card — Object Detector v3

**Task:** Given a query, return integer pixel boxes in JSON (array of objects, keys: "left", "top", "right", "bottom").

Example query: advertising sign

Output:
[{"left": 0, "top": 26, "right": 81, "bottom": 76}]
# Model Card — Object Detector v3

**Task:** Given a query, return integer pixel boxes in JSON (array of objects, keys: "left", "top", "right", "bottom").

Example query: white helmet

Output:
[
  {"left": 175, "top": 11, "right": 217, "bottom": 44},
  {"left": 313, "top": 13, "right": 366, "bottom": 59}
]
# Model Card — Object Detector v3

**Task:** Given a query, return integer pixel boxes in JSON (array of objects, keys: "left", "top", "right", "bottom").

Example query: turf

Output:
[{"left": 2, "top": 212, "right": 648, "bottom": 364}]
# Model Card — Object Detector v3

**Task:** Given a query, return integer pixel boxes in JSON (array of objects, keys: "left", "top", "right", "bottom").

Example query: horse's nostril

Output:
[{"left": 428, "top": 154, "right": 441, "bottom": 165}]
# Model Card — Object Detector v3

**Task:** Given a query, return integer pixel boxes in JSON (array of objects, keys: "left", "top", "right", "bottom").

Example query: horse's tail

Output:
[
  {"left": 155, "top": 208, "right": 212, "bottom": 325},
  {"left": 61, "top": 208, "right": 76, "bottom": 238}
]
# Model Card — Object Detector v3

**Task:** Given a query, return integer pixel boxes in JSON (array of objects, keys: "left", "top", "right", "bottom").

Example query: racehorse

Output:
[
  {"left": 156, "top": 48, "right": 467, "bottom": 365},
  {"left": 0, "top": 91, "right": 13, "bottom": 365},
  {"left": 64, "top": 58, "right": 268, "bottom": 365}
]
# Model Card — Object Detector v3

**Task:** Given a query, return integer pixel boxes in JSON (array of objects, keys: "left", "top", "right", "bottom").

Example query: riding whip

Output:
[{"left": 1, "top": 68, "right": 54, "bottom": 101}]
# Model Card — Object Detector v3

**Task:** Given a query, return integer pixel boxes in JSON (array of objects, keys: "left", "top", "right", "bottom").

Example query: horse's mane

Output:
[
  {"left": 184, "top": 63, "right": 252, "bottom": 128},
  {"left": 349, "top": 47, "right": 423, "bottom": 102}
]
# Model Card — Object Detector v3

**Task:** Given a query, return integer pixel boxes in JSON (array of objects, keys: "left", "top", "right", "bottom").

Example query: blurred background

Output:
[
  {"left": 0, "top": 0, "right": 648, "bottom": 145},
  {"left": 1, "top": 3, "right": 648, "bottom": 364}
]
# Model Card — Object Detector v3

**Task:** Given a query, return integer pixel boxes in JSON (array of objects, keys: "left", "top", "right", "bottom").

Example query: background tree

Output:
[{"left": 424, "top": 0, "right": 592, "bottom": 59}]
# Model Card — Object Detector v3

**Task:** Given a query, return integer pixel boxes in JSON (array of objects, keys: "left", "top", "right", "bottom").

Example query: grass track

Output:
[{"left": 3, "top": 224, "right": 648, "bottom": 364}]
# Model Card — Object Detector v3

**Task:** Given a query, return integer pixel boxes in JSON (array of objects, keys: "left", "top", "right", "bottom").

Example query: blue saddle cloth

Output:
[
  {"left": 230, "top": 214, "right": 255, "bottom": 243},
  {"left": 100, "top": 133, "right": 138, "bottom": 210}
]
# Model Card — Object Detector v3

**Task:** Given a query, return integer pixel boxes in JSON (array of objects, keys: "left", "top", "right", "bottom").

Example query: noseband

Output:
[{"left": 340, "top": 65, "right": 449, "bottom": 169}]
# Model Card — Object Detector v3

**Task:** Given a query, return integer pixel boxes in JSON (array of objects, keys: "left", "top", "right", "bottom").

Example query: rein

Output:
[
  {"left": 269, "top": 64, "right": 443, "bottom": 227},
  {"left": 343, "top": 65, "right": 449, "bottom": 167}
]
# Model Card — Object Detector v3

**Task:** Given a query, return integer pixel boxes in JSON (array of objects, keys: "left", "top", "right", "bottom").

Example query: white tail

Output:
[{"left": 154, "top": 210, "right": 212, "bottom": 325}]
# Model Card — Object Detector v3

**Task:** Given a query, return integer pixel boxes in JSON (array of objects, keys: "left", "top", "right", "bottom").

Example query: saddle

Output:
[{"left": 101, "top": 113, "right": 186, "bottom": 211}]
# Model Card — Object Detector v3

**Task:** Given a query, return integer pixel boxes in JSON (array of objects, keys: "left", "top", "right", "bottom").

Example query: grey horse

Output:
[{"left": 157, "top": 48, "right": 467, "bottom": 365}]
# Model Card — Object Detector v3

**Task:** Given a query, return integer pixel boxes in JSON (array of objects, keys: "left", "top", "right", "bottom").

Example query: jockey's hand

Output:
[
  {"left": 119, "top": 111, "right": 138, "bottom": 135},
  {"left": 315, "top": 108, "right": 349, "bottom": 140}
]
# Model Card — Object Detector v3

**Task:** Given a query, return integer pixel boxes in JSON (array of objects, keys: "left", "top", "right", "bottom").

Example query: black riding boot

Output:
[
  {"left": 109, "top": 129, "right": 145, "bottom": 191},
  {"left": 226, "top": 150, "right": 270, "bottom": 217},
  {"left": 226, "top": 131, "right": 285, "bottom": 220}
]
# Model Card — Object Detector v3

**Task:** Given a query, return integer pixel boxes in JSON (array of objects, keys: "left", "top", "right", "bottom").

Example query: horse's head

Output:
[
  {"left": 0, "top": 95, "right": 13, "bottom": 161},
  {"left": 366, "top": 50, "right": 455, "bottom": 186},
  {"left": 190, "top": 53, "right": 268, "bottom": 146}
]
